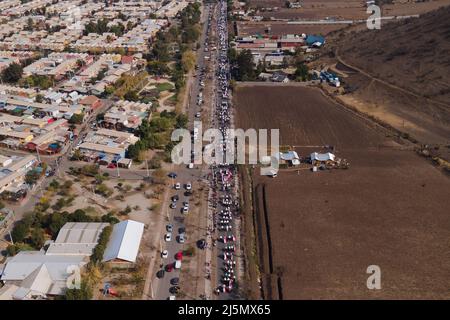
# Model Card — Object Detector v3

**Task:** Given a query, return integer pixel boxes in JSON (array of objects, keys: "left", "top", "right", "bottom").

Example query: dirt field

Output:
[
  {"left": 237, "top": 21, "right": 348, "bottom": 36},
  {"left": 235, "top": 84, "right": 450, "bottom": 299},
  {"left": 247, "top": 0, "right": 450, "bottom": 20}
]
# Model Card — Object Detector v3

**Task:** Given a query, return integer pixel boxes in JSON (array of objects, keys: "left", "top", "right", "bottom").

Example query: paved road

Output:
[{"left": 152, "top": 2, "right": 214, "bottom": 300}]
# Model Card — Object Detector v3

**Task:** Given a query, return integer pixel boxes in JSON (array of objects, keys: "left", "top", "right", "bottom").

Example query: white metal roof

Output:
[
  {"left": 46, "top": 222, "right": 109, "bottom": 256},
  {"left": 0, "top": 251, "right": 86, "bottom": 282},
  {"left": 310, "top": 152, "right": 335, "bottom": 162},
  {"left": 103, "top": 220, "right": 144, "bottom": 263}
]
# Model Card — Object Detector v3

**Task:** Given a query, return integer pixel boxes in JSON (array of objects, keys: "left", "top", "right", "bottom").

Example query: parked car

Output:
[
  {"left": 175, "top": 251, "right": 183, "bottom": 261},
  {"left": 156, "top": 270, "right": 165, "bottom": 278},
  {"left": 161, "top": 250, "right": 169, "bottom": 259},
  {"left": 170, "top": 277, "right": 179, "bottom": 286},
  {"left": 168, "top": 172, "right": 177, "bottom": 178},
  {"left": 166, "top": 224, "right": 173, "bottom": 232},
  {"left": 185, "top": 183, "right": 192, "bottom": 191},
  {"left": 178, "top": 234, "right": 185, "bottom": 243},
  {"left": 197, "top": 239, "right": 206, "bottom": 249},
  {"left": 165, "top": 264, "right": 174, "bottom": 272},
  {"left": 169, "top": 286, "right": 180, "bottom": 294},
  {"left": 170, "top": 202, "right": 177, "bottom": 209},
  {"left": 165, "top": 233, "right": 172, "bottom": 242},
  {"left": 174, "top": 183, "right": 181, "bottom": 190}
]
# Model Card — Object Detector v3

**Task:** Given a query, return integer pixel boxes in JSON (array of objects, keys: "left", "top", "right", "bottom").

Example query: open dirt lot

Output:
[
  {"left": 247, "top": 0, "right": 450, "bottom": 20},
  {"left": 237, "top": 21, "right": 348, "bottom": 36},
  {"left": 235, "top": 84, "right": 450, "bottom": 299}
]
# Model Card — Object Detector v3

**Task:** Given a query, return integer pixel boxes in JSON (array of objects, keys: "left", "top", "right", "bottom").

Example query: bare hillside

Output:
[{"left": 337, "top": 5, "right": 450, "bottom": 105}]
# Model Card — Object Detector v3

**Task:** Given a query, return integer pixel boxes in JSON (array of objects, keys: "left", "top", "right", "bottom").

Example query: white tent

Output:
[
  {"left": 103, "top": 220, "right": 144, "bottom": 263},
  {"left": 310, "top": 152, "right": 335, "bottom": 162}
]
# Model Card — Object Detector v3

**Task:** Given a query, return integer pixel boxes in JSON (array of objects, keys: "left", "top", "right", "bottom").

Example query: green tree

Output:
[
  {"left": 181, "top": 50, "right": 196, "bottom": 72},
  {"left": 11, "top": 222, "right": 30, "bottom": 243},
  {"left": 2, "top": 63, "right": 23, "bottom": 83},
  {"left": 64, "top": 280, "right": 93, "bottom": 300},
  {"left": 30, "top": 228, "right": 45, "bottom": 248},
  {"left": 124, "top": 90, "right": 139, "bottom": 101},
  {"left": 236, "top": 50, "right": 256, "bottom": 81},
  {"left": 147, "top": 61, "right": 170, "bottom": 76},
  {"left": 25, "top": 170, "right": 40, "bottom": 185},
  {"left": 69, "top": 113, "right": 84, "bottom": 124},
  {"left": 294, "top": 62, "right": 310, "bottom": 81}
]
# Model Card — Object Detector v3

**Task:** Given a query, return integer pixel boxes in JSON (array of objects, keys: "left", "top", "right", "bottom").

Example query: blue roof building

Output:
[{"left": 306, "top": 35, "right": 325, "bottom": 46}]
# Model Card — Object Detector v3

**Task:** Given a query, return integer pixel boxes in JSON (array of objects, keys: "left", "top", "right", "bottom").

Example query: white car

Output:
[
  {"left": 174, "top": 182, "right": 181, "bottom": 190},
  {"left": 161, "top": 250, "right": 169, "bottom": 258},
  {"left": 178, "top": 234, "right": 185, "bottom": 243},
  {"left": 186, "top": 183, "right": 192, "bottom": 190},
  {"left": 182, "top": 206, "right": 189, "bottom": 214},
  {"left": 195, "top": 112, "right": 201, "bottom": 118},
  {"left": 165, "top": 233, "right": 172, "bottom": 242}
]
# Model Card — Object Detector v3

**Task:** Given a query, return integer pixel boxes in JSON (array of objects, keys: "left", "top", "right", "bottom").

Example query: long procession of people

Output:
[{"left": 211, "top": 0, "right": 240, "bottom": 297}]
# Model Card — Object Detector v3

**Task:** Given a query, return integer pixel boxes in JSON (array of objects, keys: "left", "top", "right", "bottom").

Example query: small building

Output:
[
  {"left": 271, "top": 71, "right": 289, "bottom": 83},
  {"left": 79, "top": 95, "right": 102, "bottom": 112},
  {"left": 305, "top": 35, "right": 325, "bottom": 47},
  {"left": 103, "top": 220, "right": 144, "bottom": 264}
]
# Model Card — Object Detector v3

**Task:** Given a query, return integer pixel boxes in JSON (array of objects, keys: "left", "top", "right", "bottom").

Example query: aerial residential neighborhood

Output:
[{"left": 0, "top": 0, "right": 449, "bottom": 313}]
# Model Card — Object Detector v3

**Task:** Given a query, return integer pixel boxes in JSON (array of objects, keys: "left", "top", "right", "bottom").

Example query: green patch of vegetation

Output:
[{"left": 155, "top": 82, "right": 174, "bottom": 92}]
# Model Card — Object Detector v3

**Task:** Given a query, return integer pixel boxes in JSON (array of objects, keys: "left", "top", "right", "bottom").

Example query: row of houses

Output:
[
  {"left": 23, "top": 52, "right": 91, "bottom": 78},
  {"left": 75, "top": 128, "right": 139, "bottom": 167},
  {"left": 61, "top": 54, "right": 145, "bottom": 95},
  {"left": 234, "top": 33, "right": 325, "bottom": 65},
  {"left": 0, "top": 50, "right": 36, "bottom": 73},
  {"left": 0, "top": 154, "right": 37, "bottom": 195},
  {"left": 0, "top": 0, "right": 53, "bottom": 17},
  {"left": 0, "top": 219, "right": 145, "bottom": 300},
  {"left": 70, "top": 19, "right": 166, "bottom": 54},
  {"left": 0, "top": 115, "right": 70, "bottom": 154}
]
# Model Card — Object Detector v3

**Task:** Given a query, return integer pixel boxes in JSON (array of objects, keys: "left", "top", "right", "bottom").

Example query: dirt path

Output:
[{"left": 157, "top": 91, "right": 176, "bottom": 113}]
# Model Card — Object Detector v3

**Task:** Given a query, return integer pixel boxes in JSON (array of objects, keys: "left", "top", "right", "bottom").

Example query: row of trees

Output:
[
  {"left": 84, "top": 18, "right": 134, "bottom": 37},
  {"left": 8, "top": 206, "right": 118, "bottom": 256}
]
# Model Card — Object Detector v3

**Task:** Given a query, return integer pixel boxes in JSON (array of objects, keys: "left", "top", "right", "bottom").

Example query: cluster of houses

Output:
[
  {"left": 0, "top": 85, "right": 106, "bottom": 154},
  {"left": 59, "top": 53, "right": 130, "bottom": 94},
  {"left": 0, "top": 51, "right": 36, "bottom": 73},
  {"left": 76, "top": 128, "right": 139, "bottom": 169},
  {"left": 0, "top": 154, "right": 37, "bottom": 198},
  {"left": 0, "top": 219, "right": 145, "bottom": 300},
  {"left": 234, "top": 33, "right": 325, "bottom": 65},
  {"left": 70, "top": 19, "right": 167, "bottom": 54}
]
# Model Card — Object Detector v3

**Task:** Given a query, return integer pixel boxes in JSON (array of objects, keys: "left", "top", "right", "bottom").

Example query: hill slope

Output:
[{"left": 337, "top": 5, "right": 450, "bottom": 105}]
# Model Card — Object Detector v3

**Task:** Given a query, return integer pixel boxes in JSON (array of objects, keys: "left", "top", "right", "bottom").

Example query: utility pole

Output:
[
  {"left": 36, "top": 146, "right": 42, "bottom": 163},
  {"left": 116, "top": 163, "right": 120, "bottom": 178},
  {"left": 8, "top": 230, "right": 14, "bottom": 245}
]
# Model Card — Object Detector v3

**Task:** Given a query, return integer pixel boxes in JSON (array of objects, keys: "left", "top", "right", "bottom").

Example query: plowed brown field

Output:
[{"left": 235, "top": 84, "right": 450, "bottom": 299}]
